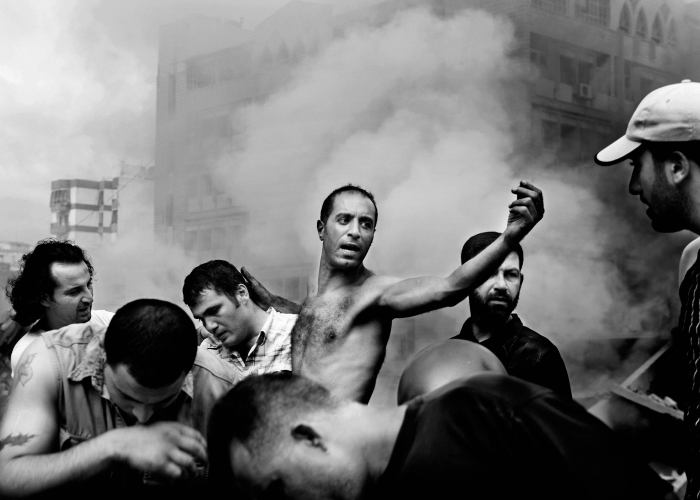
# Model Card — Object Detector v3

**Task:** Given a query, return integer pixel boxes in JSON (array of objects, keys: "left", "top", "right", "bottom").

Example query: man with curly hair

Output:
[{"left": 5, "top": 239, "right": 113, "bottom": 375}]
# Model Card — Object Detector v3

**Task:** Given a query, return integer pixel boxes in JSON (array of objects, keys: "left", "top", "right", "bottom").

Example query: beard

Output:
[{"left": 471, "top": 292, "right": 519, "bottom": 324}]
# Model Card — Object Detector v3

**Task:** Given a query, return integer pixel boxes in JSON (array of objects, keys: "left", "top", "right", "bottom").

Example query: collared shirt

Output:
[
  {"left": 201, "top": 307, "right": 296, "bottom": 378},
  {"left": 452, "top": 314, "right": 572, "bottom": 399},
  {"left": 11, "top": 309, "right": 114, "bottom": 376},
  {"left": 41, "top": 322, "right": 233, "bottom": 449},
  {"left": 37, "top": 322, "right": 233, "bottom": 492}
]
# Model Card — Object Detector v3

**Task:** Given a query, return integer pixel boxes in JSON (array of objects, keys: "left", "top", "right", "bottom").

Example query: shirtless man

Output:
[{"left": 247, "top": 182, "right": 544, "bottom": 403}]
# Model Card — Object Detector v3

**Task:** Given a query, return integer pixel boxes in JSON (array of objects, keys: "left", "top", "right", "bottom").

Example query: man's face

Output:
[
  {"left": 104, "top": 363, "right": 185, "bottom": 424},
  {"left": 319, "top": 192, "right": 376, "bottom": 270},
  {"left": 41, "top": 261, "right": 93, "bottom": 330},
  {"left": 230, "top": 435, "right": 368, "bottom": 500},
  {"left": 628, "top": 148, "right": 686, "bottom": 233},
  {"left": 470, "top": 252, "right": 522, "bottom": 322},
  {"left": 190, "top": 288, "right": 251, "bottom": 352}
]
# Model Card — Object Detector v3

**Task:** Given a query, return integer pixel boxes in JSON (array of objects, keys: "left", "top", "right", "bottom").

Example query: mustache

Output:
[{"left": 488, "top": 292, "right": 512, "bottom": 301}]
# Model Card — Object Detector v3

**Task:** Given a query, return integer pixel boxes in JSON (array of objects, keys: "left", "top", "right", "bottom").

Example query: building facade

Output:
[{"left": 50, "top": 178, "right": 119, "bottom": 249}]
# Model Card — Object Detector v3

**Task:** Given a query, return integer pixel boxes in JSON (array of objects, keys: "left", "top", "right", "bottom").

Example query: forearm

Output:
[
  {"left": 0, "top": 432, "right": 119, "bottom": 496},
  {"left": 446, "top": 233, "right": 515, "bottom": 292}
]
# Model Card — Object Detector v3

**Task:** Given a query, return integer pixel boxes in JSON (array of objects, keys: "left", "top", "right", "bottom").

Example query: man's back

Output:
[{"left": 375, "top": 374, "right": 671, "bottom": 500}]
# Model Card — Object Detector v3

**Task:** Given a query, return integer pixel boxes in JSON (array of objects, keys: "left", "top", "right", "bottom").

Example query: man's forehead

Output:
[
  {"left": 50, "top": 261, "right": 89, "bottom": 285},
  {"left": 192, "top": 288, "right": 223, "bottom": 310},
  {"left": 331, "top": 191, "right": 376, "bottom": 216}
]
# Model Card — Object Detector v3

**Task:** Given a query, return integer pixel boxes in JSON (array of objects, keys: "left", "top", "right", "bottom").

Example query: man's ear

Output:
[
  {"left": 291, "top": 424, "right": 327, "bottom": 452},
  {"left": 236, "top": 283, "right": 250, "bottom": 304},
  {"left": 316, "top": 220, "right": 324, "bottom": 241},
  {"left": 667, "top": 151, "right": 692, "bottom": 185},
  {"left": 40, "top": 293, "right": 52, "bottom": 308}
]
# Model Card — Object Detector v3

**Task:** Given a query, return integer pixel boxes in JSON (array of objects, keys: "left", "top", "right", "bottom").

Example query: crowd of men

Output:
[{"left": 0, "top": 78, "right": 698, "bottom": 499}]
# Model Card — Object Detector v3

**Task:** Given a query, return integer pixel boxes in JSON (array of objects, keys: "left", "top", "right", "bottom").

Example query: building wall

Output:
[{"left": 50, "top": 178, "right": 119, "bottom": 250}]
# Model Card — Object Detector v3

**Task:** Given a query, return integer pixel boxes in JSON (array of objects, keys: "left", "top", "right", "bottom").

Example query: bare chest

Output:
[{"left": 292, "top": 293, "right": 357, "bottom": 347}]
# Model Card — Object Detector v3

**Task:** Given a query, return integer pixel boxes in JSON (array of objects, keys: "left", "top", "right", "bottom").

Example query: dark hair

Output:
[
  {"left": 104, "top": 298, "right": 197, "bottom": 388},
  {"left": 182, "top": 260, "right": 247, "bottom": 308},
  {"left": 461, "top": 231, "right": 524, "bottom": 269},
  {"left": 647, "top": 140, "right": 700, "bottom": 168},
  {"left": 6, "top": 238, "right": 94, "bottom": 326},
  {"left": 319, "top": 184, "right": 378, "bottom": 225},
  {"left": 207, "top": 372, "right": 336, "bottom": 488}
]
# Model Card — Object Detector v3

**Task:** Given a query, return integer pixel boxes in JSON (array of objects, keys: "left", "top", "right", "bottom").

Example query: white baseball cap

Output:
[{"left": 595, "top": 79, "right": 700, "bottom": 165}]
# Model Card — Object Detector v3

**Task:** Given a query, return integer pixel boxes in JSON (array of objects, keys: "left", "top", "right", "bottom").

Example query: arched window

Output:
[
  {"left": 619, "top": 2, "right": 631, "bottom": 33},
  {"left": 668, "top": 18, "right": 678, "bottom": 45},
  {"left": 636, "top": 9, "right": 648, "bottom": 39},
  {"left": 651, "top": 13, "right": 663, "bottom": 43}
]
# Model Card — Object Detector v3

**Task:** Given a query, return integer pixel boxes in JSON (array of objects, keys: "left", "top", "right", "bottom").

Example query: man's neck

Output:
[
  {"left": 230, "top": 304, "right": 270, "bottom": 358},
  {"left": 471, "top": 314, "right": 512, "bottom": 342},
  {"left": 339, "top": 404, "right": 407, "bottom": 482},
  {"left": 317, "top": 257, "right": 370, "bottom": 293}
]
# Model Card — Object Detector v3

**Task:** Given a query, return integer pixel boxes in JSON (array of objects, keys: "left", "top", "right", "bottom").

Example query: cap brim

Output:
[{"left": 594, "top": 136, "right": 643, "bottom": 166}]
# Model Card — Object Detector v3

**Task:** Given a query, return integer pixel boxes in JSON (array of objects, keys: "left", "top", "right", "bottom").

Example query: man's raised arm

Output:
[{"left": 376, "top": 181, "right": 544, "bottom": 317}]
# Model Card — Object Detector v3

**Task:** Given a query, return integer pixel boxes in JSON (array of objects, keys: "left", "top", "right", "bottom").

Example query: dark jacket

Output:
[{"left": 453, "top": 314, "right": 572, "bottom": 399}]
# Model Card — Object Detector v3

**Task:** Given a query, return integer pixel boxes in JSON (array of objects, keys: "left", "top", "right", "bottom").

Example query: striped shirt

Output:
[
  {"left": 200, "top": 307, "right": 296, "bottom": 380},
  {"left": 679, "top": 249, "right": 700, "bottom": 500}
]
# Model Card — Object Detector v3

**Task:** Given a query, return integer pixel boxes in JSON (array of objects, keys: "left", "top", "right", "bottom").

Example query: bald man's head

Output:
[{"left": 397, "top": 340, "right": 506, "bottom": 404}]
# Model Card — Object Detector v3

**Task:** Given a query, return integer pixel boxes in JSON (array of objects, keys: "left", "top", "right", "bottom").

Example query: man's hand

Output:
[
  {"left": 504, "top": 180, "right": 544, "bottom": 243},
  {"left": 241, "top": 267, "right": 301, "bottom": 314},
  {"left": 108, "top": 422, "right": 207, "bottom": 481}
]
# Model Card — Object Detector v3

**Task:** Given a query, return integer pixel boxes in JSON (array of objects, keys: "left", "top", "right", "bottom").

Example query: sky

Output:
[{"left": 0, "top": 0, "right": 378, "bottom": 243}]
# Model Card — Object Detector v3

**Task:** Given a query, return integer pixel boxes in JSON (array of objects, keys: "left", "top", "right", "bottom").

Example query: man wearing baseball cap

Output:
[{"left": 595, "top": 79, "right": 700, "bottom": 499}]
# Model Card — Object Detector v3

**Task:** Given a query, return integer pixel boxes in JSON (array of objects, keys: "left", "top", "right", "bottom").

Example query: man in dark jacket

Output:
[{"left": 452, "top": 231, "right": 571, "bottom": 398}]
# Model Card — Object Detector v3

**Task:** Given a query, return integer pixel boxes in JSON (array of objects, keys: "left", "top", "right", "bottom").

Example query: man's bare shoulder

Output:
[{"left": 363, "top": 273, "right": 402, "bottom": 289}]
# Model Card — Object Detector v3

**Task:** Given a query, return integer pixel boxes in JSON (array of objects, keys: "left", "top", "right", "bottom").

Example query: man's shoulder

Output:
[
  {"left": 509, "top": 317, "right": 555, "bottom": 345},
  {"left": 269, "top": 308, "right": 298, "bottom": 329},
  {"left": 42, "top": 322, "right": 106, "bottom": 348},
  {"left": 192, "top": 345, "right": 240, "bottom": 384},
  {"left": 89, "top": 309, "right": 114, "bottom": 327},
  {"left": 424, "top": 373, "right": 551, "bottom": 410}
]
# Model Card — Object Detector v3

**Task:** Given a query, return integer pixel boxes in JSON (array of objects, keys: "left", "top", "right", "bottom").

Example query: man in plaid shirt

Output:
[{"left": 183, "top": 260, "right": 297, "bottom": 380}]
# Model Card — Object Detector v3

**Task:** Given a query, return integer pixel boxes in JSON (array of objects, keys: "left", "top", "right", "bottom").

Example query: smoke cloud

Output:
[{"left": 1, "top": 1, "right": 692, "bottom": 404}]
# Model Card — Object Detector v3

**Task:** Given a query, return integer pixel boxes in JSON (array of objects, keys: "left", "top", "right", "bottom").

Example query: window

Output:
[
  {"left": 578, "top": 61, "right": 593, "bottom": 85},
  {"left": 542, "top": 120, "right": 559, "bottom": 146},
  {"left": 530, "top": 33, "right": 549, "bottom": 74},
  {"left": 636, "top": 9, "right": 648, "bottom": 39},
  {"left": 167, "top": 73, "right": 176, "bottom": 115},
  {"left": 651, "top": 14, "right": 663, "bottom": 43},
  {"left": 619, "top": 3, "right": 631, "bottom": 33},
  {"left": 575, "top": 0, "right": 610, "bottom": 26},
  {"left": 187, "top": 58, "right": 216, "bottom": 89},
  {"left": 668, "top": 19, "right": 678, "bottom": 46},
  {"left": 532, "top": 0, "right": 567, "bottom": 15},
  {"left": 624, "top": 60, "right": 632, "bottom": 95},
  {"left": 560, "top": 56, "right": 576, "bottom": 85}
]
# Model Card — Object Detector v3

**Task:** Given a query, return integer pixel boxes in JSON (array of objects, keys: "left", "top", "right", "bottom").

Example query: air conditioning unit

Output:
[{"left": 578, "top": 83, "right": 593, "bottom": 99}]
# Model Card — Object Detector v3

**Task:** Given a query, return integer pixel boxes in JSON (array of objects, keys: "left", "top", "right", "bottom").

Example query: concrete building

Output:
[
  {"left": 0, "top": 241, "right": 30, "bottom": 274},
  {"left": 50, "top": 178, "right": 119, "bottom": 250}
]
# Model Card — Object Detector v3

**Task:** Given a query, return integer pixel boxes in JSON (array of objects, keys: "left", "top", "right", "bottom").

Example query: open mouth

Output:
[{"left": 340, "top": 243, "right": 361, "bottom": 252}]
